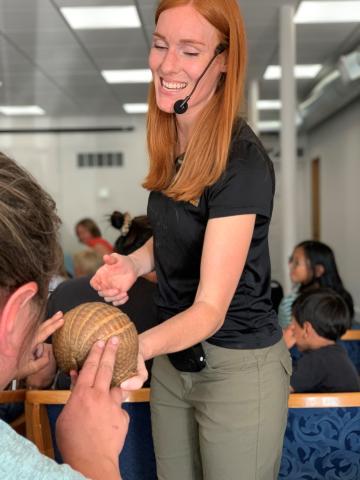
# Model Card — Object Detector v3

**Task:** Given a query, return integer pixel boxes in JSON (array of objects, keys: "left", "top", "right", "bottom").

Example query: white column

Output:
[
  {"left": 248, "top": 80, "right": 259, "bottom": 135},
  {"left": 280, "top": 5, "right": 297, "bottom": 293}
]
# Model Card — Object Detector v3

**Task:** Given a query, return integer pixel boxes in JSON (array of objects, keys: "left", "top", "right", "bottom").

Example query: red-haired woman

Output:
[{"left": 92, "top": 1, "right": 291, "bottom": 478}]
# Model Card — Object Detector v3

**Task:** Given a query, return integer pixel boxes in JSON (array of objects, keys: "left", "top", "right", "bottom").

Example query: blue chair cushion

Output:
[
  {"left": 47, "top": 401, "right": 157, "bottom": 480},
  {"left": 279, "top": 407, "right": 360, "bottom": 479},
  {"left": 340, "top": 340, "right": 360, "bottom": 374}
]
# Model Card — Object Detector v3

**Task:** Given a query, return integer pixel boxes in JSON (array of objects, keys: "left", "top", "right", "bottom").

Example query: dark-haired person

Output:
[
  {"left": 75, "top": 217, "right": 113, "bottom": 255},
  {"left": 0, "top": 152, "right": 128, "bottom": 480},
  {"left": 111, "top": 211, "right": 152, "bottom": 256},
  {"left": 91, "top": 1, "right": 291, "bottom": 479},
  {"left": 279, "top": 240, "right": 354, "bottom": 329},
  {"left": 287, "top": 289, "right": 359, "bottom": 393}
]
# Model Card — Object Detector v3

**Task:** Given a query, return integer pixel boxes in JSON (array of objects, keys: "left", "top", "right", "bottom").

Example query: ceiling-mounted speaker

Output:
[{"left": 339, "top": 49, "right": 360, "bottom": 83}]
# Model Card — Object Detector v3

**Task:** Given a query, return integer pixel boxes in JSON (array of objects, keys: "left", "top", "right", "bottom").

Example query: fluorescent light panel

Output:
[
  {"left": 258, "top": 121, "right": 281, "bottom": 132},
  {"left": 102, "top": 69, "right": 152, "bottom": 84},
  {"left": 257, "top": 100, "right": 282, "bottom": 110},
  {"left": 295, "top": 1, "right": 360, "bottom": 23},
  {"left": 258, "top": 115, "right": 303, "bottom": 132},
  {"left": 0, "top": 105, "right": 45, "bottom": 115},
  {"left": 123, "top": 103, "right": 148, "bottom": 113},
  {"left": 60, "top": 6, "right": 141, "bottom": 29},
  {"left": 264, "top": 64, "right": 322, "bottom": 79}
]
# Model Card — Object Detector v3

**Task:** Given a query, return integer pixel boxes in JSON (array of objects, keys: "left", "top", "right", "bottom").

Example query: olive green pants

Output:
[{"left": 150, "top": 339, "right": 291, "bottom": 480}]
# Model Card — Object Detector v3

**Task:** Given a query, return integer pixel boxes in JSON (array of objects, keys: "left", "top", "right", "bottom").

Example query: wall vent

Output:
[{"left": 77, "top": 152, "right": 123, "bottom": 168}]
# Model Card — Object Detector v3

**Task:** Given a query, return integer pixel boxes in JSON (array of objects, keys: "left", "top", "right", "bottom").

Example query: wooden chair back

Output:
[
  {"left": 25, "top": 389, "right": 150, "bottom": 459},
  {"left": 0, "top": 389, "right": 26, "bottom": 435}
]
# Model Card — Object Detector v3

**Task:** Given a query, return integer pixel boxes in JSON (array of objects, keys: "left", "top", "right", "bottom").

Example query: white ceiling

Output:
[{"left": 0, "top": 0, "right": 359, "bottom": 119}]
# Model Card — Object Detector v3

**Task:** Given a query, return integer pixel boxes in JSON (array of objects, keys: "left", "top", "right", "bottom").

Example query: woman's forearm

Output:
[{"left": 139, "top": 300, "right": 224, "bottom": 361}]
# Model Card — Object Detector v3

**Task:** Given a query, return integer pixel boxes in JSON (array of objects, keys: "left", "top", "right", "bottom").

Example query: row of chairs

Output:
[{"left": 3, "top": 388, "right": 360, "bottom": 480}]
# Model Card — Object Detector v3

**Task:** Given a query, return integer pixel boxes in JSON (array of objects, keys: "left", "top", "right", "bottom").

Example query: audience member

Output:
[
  {"left": 286, "top": 289, "right": 359, "bottom": 393},
  {"left": 111, "top": 211, "right": 152, "bottom": 255},
  {"left": 278, "top": 240, "right": 354, "bottom": 328},
  {"left": 0, "top": 152, "right": 127, "bottom": 480},
  {"left": 75, "top": 218, "right": 113, "bottom": 255},
  {"left": 73, "top": 249, "right": 104, "bottom": 277}
]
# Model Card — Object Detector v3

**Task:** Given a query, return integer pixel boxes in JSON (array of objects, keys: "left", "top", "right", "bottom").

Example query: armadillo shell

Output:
[{"left": 53, "top": 302, "right": 138, "bottom": 387}]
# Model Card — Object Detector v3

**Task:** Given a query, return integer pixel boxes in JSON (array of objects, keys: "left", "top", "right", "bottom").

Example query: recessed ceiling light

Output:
[
  {"left": 257, "top": 100, "right": 282, "bottom": 110},
  {"left": 295, "top": 1, "right": 360, "bottom": 23},
  {"left": 258, "top": 115, "right": 303, "bottom": 132},
  {"left": 258, "top": 121, "right": 281, "bottom": 132},
  {"left": 102, "top": 69, "right": 152, "bottom": 84},
  {"left": 60, "top": 6, "right": 141, "bottom": 29},
  {"left": 123, "top": 103, "right": 148, "bottom": 114},
  {"left": 0, "top": 105, "right": 45, "bottom": 115},
  {"left": 264, "top": 65, "right": 322, "bottom": 80}
]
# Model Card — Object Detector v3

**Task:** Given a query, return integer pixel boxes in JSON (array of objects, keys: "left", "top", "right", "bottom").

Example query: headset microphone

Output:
[{"left": 173, "top": 43, "right": 227, "bottom": 115}]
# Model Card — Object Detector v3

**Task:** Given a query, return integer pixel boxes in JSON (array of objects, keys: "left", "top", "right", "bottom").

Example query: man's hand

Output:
[
  {"left": 56, "top": 337, "right": 129, "bottom": 480},
  {"left": 16, "top": 311, "right": 64, "bottom": 380},
  {"left": 26, "top": 344, "right": 57, "bottom": 389}
]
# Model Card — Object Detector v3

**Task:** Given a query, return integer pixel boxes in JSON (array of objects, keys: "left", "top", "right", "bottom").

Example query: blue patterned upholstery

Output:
[
  {"left": 279, "top": 407, "right": 360, "bottom": 479},
  {"left": 340, "top": 340, "right": 360, "bottom": 374},
  {"left": 47, "top": 401, "right": 157, "bottom": 480}
]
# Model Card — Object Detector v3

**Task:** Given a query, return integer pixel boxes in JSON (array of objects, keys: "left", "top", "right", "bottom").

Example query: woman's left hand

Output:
[
  {"left": 120, "top": 352, "right": 148, "bottom": 391},
  {"left": 15, "top": 311, "right": 64, "bottom": 381}
]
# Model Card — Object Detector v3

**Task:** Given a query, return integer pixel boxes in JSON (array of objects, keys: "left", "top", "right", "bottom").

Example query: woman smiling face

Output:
[{"left": 149, "top": 4, "right": 226, "bottom": 123}]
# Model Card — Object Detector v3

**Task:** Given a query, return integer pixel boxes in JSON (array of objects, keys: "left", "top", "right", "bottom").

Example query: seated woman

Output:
[
  {"left": 75, "top": 217, "right": 113, "bottom": 255},
  {"left": 111, "top": 211, "right": 152, "bottom": 256},
  {"left": 0, "top": 152, "right": 128, "bottom": 480}
]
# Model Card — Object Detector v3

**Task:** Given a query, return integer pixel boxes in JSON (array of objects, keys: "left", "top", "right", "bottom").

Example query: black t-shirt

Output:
[
  {"left": 147, "top": 121, "right": 281, "bottom": 349},
  {"left": 291, "top": 344, "right": 360, "bottom": 393}
]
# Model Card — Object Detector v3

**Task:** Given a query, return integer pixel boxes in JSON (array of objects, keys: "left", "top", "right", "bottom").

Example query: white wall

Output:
[
  {"left": 0, "top": 115, "right": 149, "bottom": 254},
  {"left": 262, "top": 134, "right": 311, "bottom": 290},
  {"left": 307, "top": 99, "right": 360, "bottom": 314}
]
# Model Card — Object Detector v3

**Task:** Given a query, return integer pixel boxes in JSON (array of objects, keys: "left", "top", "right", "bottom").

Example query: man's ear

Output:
[
  {"left": 314, "top": 264, "right": 325, "bottom": 278},
  {"left": 303, "top": 321, "right": 315, "bottom": 338},
  {"left": 0, "top": 282, "right": 38, "bottom": 354}
]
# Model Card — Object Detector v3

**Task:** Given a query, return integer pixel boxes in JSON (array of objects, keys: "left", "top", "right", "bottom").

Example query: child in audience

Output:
[
  {"left": 287, "top": 289, "right": 359, "bottom": 393},
  {"left": 73, "top": 249, "right": 104, "bottom": 277},
  {"left": 278, "top": 240, "right": 354, "bottom": 328}
]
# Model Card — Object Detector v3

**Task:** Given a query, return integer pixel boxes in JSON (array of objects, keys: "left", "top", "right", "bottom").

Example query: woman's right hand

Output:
[
  {"left": 56, "top": 337, "right": 129, "bottom": 480},
  {"left": 90, "top": 253, "right": 138, "bottom": 305}
]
